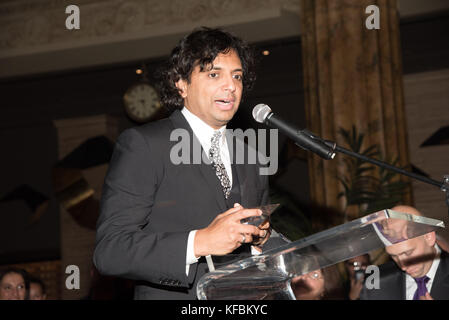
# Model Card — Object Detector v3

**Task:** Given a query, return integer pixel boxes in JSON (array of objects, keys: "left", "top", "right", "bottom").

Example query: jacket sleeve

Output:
[{"left": 93, "top": 128, "right": 195, "bottom": 288}]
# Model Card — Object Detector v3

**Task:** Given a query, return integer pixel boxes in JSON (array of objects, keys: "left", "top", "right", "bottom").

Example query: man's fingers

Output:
[
  {"left": 259, "top": 221, "right": 270, "bottom": 230},
  {"left": 237, "top": 223, "right": 264, "bottom": 236},
  {"left": 420, "top": 292, "right": 433, "bottom": 300},
  {"left": 218, "top": 205, "right": 243, "bottom": 218},
  {"left": 237, "top": 233, "right": 253, "bottom": 244},
  {"left": 260, "top": 222, "right": 269, "bottom": 229},
  {"left": 232, "top": 208, "right": 262, "bottom": 221}
]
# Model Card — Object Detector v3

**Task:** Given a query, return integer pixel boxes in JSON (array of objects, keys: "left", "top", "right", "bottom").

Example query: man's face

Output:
[
  {"left": 0, "top": 272, "right": 26, "bottom": 300},
  {"left": 176, "top": 49, "right": 243, "bottom": 129},
  {"left": 29, "top": 282, "right": 46, "bottom": 300},
  {"left": 386, "top": 233, "right": 436, "bottom": 278}
]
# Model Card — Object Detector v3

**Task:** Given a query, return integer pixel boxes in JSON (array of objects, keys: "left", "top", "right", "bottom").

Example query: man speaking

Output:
[{"left": 93, "top": 27, "right": 274, "bottom": 299}]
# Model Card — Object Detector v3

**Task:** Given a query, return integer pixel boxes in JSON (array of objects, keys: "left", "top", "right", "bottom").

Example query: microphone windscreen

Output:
[{"left": 252, "top": 104, "right": 272, "bottom": 123}]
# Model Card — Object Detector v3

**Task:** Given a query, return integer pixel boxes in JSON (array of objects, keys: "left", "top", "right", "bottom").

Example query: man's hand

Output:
[
  {"left": 194, "top": 204, "right": 266, "bottom": 257},
  {"left": 419, "top": 292, "right": 434, "bottom": 300},
  {"left": 251, "top": 218, "right": 271, "bottom": 250}
]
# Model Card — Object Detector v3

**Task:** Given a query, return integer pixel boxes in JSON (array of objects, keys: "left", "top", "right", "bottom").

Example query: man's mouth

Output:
[
  {"left": 406, "top": 266, "right": 419, "bottom": 276},
  {"left": 215, "top": 98, "right": 235, "bottom": 110},
  {"left": 215, "top": 99, "right": 234, "bottom": 105}
]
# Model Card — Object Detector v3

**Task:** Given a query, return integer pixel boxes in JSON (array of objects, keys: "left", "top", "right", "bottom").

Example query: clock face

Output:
[{"left": 123, "top": 83, "right": 161, "bottom": 123}]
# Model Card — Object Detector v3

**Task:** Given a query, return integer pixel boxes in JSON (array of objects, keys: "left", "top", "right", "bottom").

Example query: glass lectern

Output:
[{"left": 196, "top": 209, "right": 445, "bottom": 300}]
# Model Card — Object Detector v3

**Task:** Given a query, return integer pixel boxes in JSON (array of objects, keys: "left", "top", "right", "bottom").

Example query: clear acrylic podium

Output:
[{"left": 196, "top": 209, "right": 445, "bottom": 300}]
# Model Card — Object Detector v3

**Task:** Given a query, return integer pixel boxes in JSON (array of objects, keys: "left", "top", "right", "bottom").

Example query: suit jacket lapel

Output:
[
  {"left": 399, "top": 271, "right": 406, "bottom": 299},
  {"left": 170, "top": 110, "right": 227, "bottom": 213},
  {"left": 382, "top": 262, "right": 406, "bottom": 299},
  {"left": 226, "top": 131, "right": 250, "bottom": 208},
  {"left": 430, "top": 251, "right": 449, "bottom": 299}
]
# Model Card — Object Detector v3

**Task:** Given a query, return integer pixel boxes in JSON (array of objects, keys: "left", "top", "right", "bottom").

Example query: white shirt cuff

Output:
[
  {"left": 186, "top": 230, "right": 199, "bottom": 275},
  {"left": 186, "top": 231, "right": 263, "bottom": 275}
]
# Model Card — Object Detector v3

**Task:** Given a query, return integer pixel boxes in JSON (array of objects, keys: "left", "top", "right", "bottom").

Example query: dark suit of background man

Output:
[
  {"left": 93, "top": 27, "right": 274, "bottom": 299},
  {"left": 361, "top": 205, "right": 449, "bottom": 300}
]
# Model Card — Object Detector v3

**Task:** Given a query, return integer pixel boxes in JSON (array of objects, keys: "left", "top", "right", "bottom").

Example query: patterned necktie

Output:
[
  {"left": 413, "top": 276, "right": 430, "bottom": 300},
  {"left": 209, "top": 131, "right": 231, "bottom": 199}
]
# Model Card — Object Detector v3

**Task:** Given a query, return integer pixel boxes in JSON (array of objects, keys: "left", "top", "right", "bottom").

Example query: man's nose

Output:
[{"left": 222, "top": 74, "right": 236, "bottom": 92}]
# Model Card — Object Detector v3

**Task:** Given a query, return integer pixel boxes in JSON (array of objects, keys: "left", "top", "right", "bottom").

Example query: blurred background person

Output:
[
  {"left": 28, "top": 275, "right": 47, "bottom": 300},
  {"left": 0, "top": 267, "right": 29, "bottom": 300},
  {"left": 344, "top": 254, "right": 371, "bottom": 300},
  {"left": 292, "top": 265, "right": 344, "bottom": 300},
  {"left": 360, "top": 205, "right": 449, "bottom": 300},
  {"left": 292, "top": 269, "right": 325, "bottom": 300}
]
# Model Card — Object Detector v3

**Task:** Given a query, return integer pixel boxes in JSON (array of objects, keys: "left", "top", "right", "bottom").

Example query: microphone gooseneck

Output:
[{"left": 252, "top": 104, "right": 336, "bottom": 160}]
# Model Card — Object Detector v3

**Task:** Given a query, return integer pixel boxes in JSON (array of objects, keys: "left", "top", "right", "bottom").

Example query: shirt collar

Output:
[
  {"left": 181, "top": 107, "right": 227, "bottom": 146},
  {"left": 426, "top": 244, "right": 441, "bottom": 280}
]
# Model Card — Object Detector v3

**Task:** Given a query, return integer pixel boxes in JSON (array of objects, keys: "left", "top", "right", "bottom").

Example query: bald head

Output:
[
  {"left": 391, "top": 205, "right": 422, "bottom": 217},
  {"left": 386, "top": 205, "right": 437, "bottom": 278}
]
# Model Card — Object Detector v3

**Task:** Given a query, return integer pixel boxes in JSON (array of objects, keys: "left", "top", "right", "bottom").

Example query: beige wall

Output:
[
  {"left": 404, "top": 68, "right": 449, "bottom": 241},
  {"left": 53, "top": 115, "right": 119, "bottom": 299}
]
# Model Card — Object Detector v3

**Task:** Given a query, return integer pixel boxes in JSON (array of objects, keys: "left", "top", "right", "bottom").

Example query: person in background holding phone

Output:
[{"left": 344, "top": 254, "right": 371, "bottom": 300}]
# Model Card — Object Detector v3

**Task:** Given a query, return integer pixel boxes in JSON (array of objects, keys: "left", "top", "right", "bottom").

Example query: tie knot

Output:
[
  {"left": 211, "top": 130, "right": 222, "bottom": 145},
  {"left": 414, "top": 276, "right": 430, "bottom": 285}
]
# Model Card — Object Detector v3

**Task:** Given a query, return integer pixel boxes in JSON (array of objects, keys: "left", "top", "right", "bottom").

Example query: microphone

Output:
[{"left": 252, "top": 104, "right": 336, "bottom": 160}]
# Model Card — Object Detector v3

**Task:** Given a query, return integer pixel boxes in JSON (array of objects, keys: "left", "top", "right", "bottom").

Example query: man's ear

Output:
[
  {"left": 175, "top": 79, "right": 187, "bottom": 98},
  {"left": 424, "top": 231, "right": 436, "bottom": 247}
]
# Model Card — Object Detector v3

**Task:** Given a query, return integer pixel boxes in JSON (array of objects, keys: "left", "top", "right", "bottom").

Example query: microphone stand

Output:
[{"left": 319, "top": 137, "right": 449, "bottom": 214}]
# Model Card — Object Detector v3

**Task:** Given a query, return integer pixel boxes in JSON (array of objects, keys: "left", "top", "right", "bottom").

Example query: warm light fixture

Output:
[
  {"left": 262, "top": 50, "right": 270, "bottom": 56},
  {"left": 136, "top": 68, "right": 143, "bottom": 75}
]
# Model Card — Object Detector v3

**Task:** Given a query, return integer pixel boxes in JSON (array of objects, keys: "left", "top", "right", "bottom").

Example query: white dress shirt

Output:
[
  {"left": 181, "top": 107, "right": 233, "bottom": 275},
  {"left": 405, "top": 244, "right": 441, "bottom": 300}
]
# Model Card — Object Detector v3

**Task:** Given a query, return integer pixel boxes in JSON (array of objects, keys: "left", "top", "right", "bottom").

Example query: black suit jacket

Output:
[
  {"left": 93, "top": 110, "right": 270, "bottom": 299},
  {"left": 360, "top": 250, "right": 449, "bottom": 300}
]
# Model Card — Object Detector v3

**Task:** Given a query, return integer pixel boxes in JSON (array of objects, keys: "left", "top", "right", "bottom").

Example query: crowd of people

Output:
[{"left": 0, "top": 267, "right": 46, "bottom": 300}]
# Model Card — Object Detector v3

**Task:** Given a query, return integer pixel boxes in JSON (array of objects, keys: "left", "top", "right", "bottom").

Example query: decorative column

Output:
[
  {"left": 299, "top": 0, "right": 412, "bottom": 227},
  {"left": 53, "top": 115, "right": 119, "bottom": 299}
]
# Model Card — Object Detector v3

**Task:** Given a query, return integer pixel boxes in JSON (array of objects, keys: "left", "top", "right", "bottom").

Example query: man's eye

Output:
[
  {"left": 209, "top": 73, "right": 218, "bottom": 78},
  {"left": 17, "top": 285, "right": 24, "bottom": 289},
  {"left": 233, "top": 74, "right": 243, "bottom": 81}
]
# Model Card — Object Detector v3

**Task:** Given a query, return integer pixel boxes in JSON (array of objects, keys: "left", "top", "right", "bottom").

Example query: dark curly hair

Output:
[{"left": 155, "top": 27, "right": 257, "bottom": 111}]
